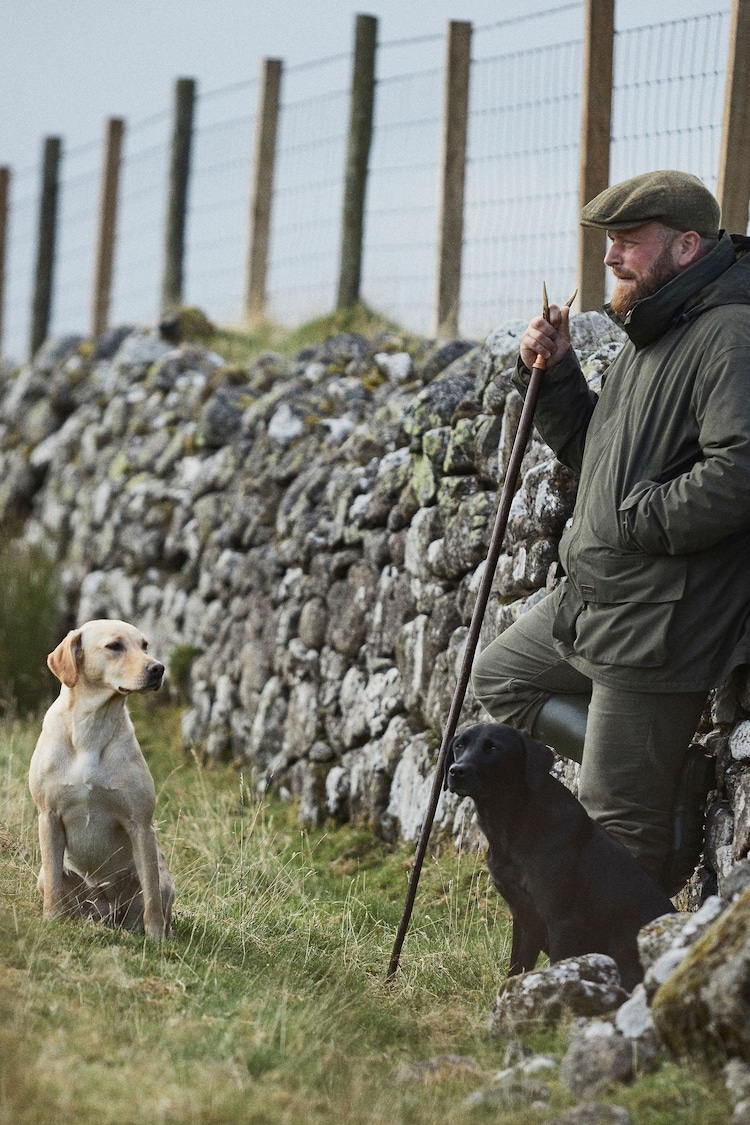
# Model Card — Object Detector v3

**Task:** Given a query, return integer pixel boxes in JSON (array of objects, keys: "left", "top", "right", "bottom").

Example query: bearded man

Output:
[{"left": 472, "top": 170, "right": 750, "bottom": 897}]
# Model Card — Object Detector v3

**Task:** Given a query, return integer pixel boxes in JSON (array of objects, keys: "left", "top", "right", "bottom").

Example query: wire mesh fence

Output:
[
  {"left": 0, "top": 1, "right": 738, "bottom": 364},
  {"left": 610, "top": 10, "right": 729, "bottom": 187},
  {"left": 360, "top": 34, "right": 445, "bottom": 334},
  {"left": 179, "top": 79, "right": 258, "bottom": 324},
  {"left": 267, "top": 55, "right": 351, "bottom": 325},
  {"left": 111, "top": 110, "right": 172, "bottom": 329},
  {"left": 462, "top": 35, "right": 583, "bottom": 334}
]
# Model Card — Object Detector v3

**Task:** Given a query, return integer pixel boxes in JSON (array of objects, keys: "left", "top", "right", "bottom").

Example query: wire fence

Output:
[
  {"left": 268, "top": 57, "right": 351, "bottom": 325},
  {"left": 112, "top": 111, "right": 172, "bottom": 324},
  {"left": 0, "top": 1, "right": 735, "bottom": 363}
]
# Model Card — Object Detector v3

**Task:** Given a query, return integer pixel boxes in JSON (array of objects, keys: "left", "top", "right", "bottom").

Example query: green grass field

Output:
[{"left": 0, "top": 698, "right": 733, "bottom": 1124}]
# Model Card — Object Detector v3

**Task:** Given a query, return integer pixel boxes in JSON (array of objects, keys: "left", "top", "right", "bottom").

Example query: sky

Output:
[
  {"left": 0, "top": 0, "right": 731, "bottom": 359},
  {"left": 2, "top": 0, "right": 725, "bottom": 183}
]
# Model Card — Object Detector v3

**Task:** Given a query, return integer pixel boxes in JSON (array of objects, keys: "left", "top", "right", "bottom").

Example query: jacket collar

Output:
[{"left": 604, "top": 231, "right": 737, "bottom": 349}]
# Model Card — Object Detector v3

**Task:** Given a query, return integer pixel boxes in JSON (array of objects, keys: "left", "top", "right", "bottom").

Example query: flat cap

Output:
[{"left": 580, "top": 170, "right": 721, "bottom": 237}]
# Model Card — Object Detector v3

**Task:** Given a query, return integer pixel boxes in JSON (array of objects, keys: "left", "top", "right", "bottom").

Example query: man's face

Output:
[{"left": 604, "top": 222, "right": 683, "bottom": 319}]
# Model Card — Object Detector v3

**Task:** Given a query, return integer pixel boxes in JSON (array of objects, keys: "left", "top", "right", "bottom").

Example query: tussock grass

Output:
[
  {"left": 0, "top": 700, "right": 732, "bottom": 1124},
  {"left": 206, "top": 302, "right": 419, "bottom": 370},
  {"left": 0, "top": 536, "right": 63, "bottom": 716}
]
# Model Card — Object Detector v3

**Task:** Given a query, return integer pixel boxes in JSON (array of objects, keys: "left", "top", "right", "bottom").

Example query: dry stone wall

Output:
[{"left": 1, "top": 315, "right": 749, "bottom": 888}]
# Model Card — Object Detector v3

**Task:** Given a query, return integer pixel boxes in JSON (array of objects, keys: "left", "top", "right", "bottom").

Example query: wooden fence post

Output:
[
  {"left": 244, "top": 58, "right": 283, "bottom": 326},
  {"left": 91, "top": 117, "right": 125, "bottom": 339},
  {"left": 576, "top": 0, "right": 614, "bottom": 311},
  {"left": 717, "top": 0, "right": 750, "bottom": 234},
  {"left": 337, "top": 13, "right": 377, "bottom": 311},
  {"left": 161, "top": 77, "right": 196, "bottom": 315},
  {"left": 434, "top": 20, "right": 472, "bottom": 338},
  {"left": 0, "top": 167, "right": 9, "bottom": 359},
  {"left": 29, "top": 136, "right": 62, "bottom": 359}
]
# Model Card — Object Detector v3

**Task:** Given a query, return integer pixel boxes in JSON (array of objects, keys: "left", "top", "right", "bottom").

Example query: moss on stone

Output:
[{"left": 651, "top": 887, "right": 750, "bottom": 1061}]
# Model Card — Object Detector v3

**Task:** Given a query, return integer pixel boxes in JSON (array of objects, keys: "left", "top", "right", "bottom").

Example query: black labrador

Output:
[{"left": 445, "top": 722, "right": 674, "bottom": 991}]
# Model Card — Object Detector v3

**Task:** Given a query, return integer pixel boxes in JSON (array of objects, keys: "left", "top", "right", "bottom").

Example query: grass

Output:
[
  {"left": 202, "top": 302, "right": 421, "bottom": 369},
  {"left": 0, "top": 535, "right": 63, "bottom": 717},
  {"left": 0, "top": 698, "right": 733, "bottom": 1124}
]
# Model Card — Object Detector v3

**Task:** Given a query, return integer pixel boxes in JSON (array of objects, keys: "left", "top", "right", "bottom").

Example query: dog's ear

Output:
[
  {"left": 518, "top": 729, "right": 555, "bottom": 791},
  {"left": 442, "top": 738, "right": 456, "bottom": 790},
  {"left": 47, "top": 630, "right": 83, "bottom": 688}
]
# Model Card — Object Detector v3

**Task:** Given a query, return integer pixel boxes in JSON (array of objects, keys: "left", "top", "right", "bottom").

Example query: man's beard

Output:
[{"left": 609, "top": 242, "right": 680, "bottom": 320}]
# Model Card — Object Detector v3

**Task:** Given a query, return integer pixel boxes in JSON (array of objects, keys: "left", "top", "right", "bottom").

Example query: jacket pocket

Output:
[{"left": 568, "top": 550, "right": 688, "bottom": 669}]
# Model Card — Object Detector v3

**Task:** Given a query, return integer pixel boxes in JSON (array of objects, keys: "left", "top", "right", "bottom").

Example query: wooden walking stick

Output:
[{"left": 386, "top": 284, "right": 577, "bottom": 982}]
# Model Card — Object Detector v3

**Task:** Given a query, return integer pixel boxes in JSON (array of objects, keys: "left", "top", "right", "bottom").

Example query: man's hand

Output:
[{"left": 520, "top": 304, "right": 572, "bottom": 370}]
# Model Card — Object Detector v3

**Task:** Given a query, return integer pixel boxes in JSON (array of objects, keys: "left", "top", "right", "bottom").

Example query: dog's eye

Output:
[{"left": 105, "top": 641, "right": 125, "bottom": 653}]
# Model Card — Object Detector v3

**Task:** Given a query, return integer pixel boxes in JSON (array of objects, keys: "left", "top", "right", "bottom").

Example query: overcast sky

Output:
[
  {"left": 1, "top": 0, "right": 727, "bottom": 173},
  {"left": 0, "top": 0, "right": 731, "bottom": 359}
]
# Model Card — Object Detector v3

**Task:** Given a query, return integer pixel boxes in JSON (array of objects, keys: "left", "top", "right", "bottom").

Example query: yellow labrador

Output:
[{"left": 29, "top": 620, "right": 174, "bottom": 939}]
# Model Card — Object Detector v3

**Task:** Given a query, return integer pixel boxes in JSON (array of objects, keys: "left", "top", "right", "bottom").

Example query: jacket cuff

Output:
[{"left": 512, "top": 347, "right": 581, "bottom": 394}]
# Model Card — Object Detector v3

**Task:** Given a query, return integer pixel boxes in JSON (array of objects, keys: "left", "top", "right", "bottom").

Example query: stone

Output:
[
  {"left": 415, "top": 339, "right": 475, "bottom": 382},
  {"left": 111, "top": 329, "right": 172, "bottom": 370},
  {"left": 441, "top": 490, "right": 494, "bottom": 578},
  {"left": 559, "top": 1020, "right": 639, "bottom": 1095},
  {"left": 642, "top": 898, "right": 727, "bottom": 999},
  {"left": 463, "top": 1077, "right": 551, "bottom": 1109},
  {"left": 390, "top": 1054, "right": 482, "bottom": 1085},
  {"left": 325, "top": 562, "right": 378, "bottom": 658},
  {"left": 3, "top": 311, "right": 748, "bottom": 875},
  {"left": 545, "top": 1105, "right": 632, "bottom": 1125},
  {"left": 268, "top": 402, "right": 305, "bottom": 445},
  {"left": 614, "top": 984, "right": 656, "bottom": 1041},
  {"left": 726, "top": 1058, "right": 750, "bottom": 1103},
  {"left": 708, "top": 801, "right": 736, "bottom": 888},
  {"left": 489, "top": 955, "right": 628, "bottom": 1035},
  {"left": 373, "top": 351, "right": 412, "bottom": 383},
  {"left": 33, "top": 334, "right": 85, "bottom": 371},
  {"left": 651, "top": 887, "right": 750, "bottom": 1061},
  {"left": 721, "top": 859, "right": 750, "bottom": 901},
  {"left": 403, "top": 371, "right": 477, "bottom": 446},
  {"left": 198, "top": 389, "right": 246, "bottom": 447},
  {"left": 569, "top": 310, "right": 626, "bottom": 358},
  {"left": 383, "top": 731, "right": 442, "bottom": 841},
  {"left": 298, "top": 597, "right": 328, "bottom": 650},
  {"left": 0, "top": 451, "right": 37, "bottom": 520},
  {"left": 730, "top": 721, "right": 750, "bottom": 761}
]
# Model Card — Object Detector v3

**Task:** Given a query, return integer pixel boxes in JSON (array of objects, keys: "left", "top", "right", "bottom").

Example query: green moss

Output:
[
  {"left": 204, "top": 303, "right": 411, "bottom": 371},
  {"left": 362, "top": 365, "right": 386, "bottom": 392},
  {"left": 652, "top": 888, "right": 750, "bottom": 1061}
]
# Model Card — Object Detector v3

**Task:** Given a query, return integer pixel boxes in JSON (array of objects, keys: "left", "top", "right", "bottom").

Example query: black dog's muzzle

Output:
[{"left": 446, "top": 761, "right": 473, "bottom": 797}]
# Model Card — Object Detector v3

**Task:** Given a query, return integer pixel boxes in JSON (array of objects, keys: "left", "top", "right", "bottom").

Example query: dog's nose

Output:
[{"left": 147, "top": 661, "right": 165, "bottom": 686}]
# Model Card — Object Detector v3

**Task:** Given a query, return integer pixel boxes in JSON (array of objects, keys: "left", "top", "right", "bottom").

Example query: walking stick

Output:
[{"left": 386, "top": 285, "right": 576, "bottom": 982}]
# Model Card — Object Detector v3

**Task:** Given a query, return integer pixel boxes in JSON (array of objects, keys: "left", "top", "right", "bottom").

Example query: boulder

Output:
[
  {"left": 489, "top": 955, "right": 629, "bottom": 1035},
  {"left": 651, "top": 888, "right": 750, "bottom": 1061}
]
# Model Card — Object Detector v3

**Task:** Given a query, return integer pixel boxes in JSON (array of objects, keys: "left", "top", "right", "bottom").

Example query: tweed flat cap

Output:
[{"left": 580, "top": 170, "right": 721, "bottom": 237}]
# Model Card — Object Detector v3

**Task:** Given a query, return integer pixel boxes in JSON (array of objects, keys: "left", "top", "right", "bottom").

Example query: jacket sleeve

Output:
[
  {"left": 512, "top": 348, "right": 598, "bottom": 476},
  {"left": 621, "top": 344, "right": 750, "bottom": 554}
]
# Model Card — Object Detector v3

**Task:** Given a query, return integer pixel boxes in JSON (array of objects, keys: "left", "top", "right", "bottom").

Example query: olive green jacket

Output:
[{"left": 513, "top": 232, "right": 750, "bottom": 691}]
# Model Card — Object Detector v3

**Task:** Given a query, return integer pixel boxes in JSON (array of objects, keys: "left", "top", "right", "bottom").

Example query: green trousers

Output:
[{"left": 471, "top": 590, "right": 707, "bottom": 885}]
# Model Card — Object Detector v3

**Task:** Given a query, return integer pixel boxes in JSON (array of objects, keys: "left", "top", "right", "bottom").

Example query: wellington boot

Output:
[
  {"left": 531, "top": 694, "right": 589, "bottom": 764},
  {"left": 660, "top": 743, "right": 716, "bottom": 899}
]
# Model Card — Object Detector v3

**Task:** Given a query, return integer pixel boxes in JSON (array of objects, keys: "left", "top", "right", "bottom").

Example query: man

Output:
[{"left": 472, "top": 170, "right": 750, "bottom": 896}]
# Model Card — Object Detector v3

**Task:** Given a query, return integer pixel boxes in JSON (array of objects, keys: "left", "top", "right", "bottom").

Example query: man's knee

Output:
[{"left": 471, "top": 641, "right": 541, "bottom": 729}]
